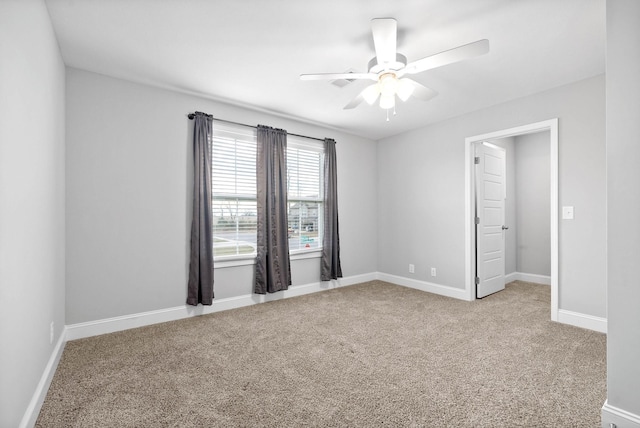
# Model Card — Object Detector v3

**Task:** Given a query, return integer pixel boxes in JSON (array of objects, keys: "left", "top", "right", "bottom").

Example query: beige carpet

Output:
[{"left": 36, "top": 281, "right": 606, "bottom": 427}]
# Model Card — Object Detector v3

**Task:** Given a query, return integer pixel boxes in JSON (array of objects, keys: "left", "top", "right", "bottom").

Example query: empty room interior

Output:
[{"left": 1, "top": 1, "right": 639, "bottom": 427}]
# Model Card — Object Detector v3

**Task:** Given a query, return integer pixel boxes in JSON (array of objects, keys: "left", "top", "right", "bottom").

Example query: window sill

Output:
[
  {"left": 290, "top": 248, "right": 323, "bottom": 260},
  {"left": 214, "top": 254, "right": 256, "bottom": 269},
  {"left": 214, "top": 249, "right": 322, "bottom": 269}
]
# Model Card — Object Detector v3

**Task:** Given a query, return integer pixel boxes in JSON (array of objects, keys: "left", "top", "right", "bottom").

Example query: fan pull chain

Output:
[{"left": 386, "top": 105, "right": 397, "bottom": 122}]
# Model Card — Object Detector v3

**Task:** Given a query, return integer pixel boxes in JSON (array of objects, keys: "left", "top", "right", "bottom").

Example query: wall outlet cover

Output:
[{"left": 562, "top": 206, "right": 574, "bottom": 220}]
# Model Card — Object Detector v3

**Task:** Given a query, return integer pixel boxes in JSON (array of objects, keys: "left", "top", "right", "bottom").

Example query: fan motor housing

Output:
[{"left": 368, "top": 53, "right": 407, "bottom": 74}]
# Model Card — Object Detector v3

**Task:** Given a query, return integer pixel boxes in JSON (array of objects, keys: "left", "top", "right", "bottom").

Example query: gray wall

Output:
[
  {"left": 0, "top": 2, "right": 66, "bottom": 427},
  {"left": 377, "top": 74, "right": 605, "bottom": 318},
  {"left": 65, "top": 68, "right": 378, "bottom": 324},
  {"left": 605, "top": 0, "right": 640, "bottom": 421},
  {"left": 515, "top": 131, "right": 550, "bottom": 276}
]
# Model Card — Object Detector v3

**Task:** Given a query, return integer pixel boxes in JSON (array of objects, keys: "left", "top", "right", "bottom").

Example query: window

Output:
[
  {"left": 211, "top": 125, "right": 257, "bottom": 258},
  {"left": 211, "top": 124, "right": 324, "bottom": 259},
  {"left": 287, "top": 139, "right": 324, "bottom": 252}
]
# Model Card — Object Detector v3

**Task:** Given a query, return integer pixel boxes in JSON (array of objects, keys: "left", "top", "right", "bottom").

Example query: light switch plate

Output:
[{"left": 562, "top": 206, "right": 574, "bottom": 220}]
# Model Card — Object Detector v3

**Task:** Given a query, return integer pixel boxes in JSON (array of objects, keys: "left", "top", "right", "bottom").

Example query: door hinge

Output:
[
  {"left": 475, "top": 277, "right": 480, "bottom": 285},
  {"left": 474, "top": 156, "right": 480, "bottom": 164},
  {"left": 475, "top": 217, "right": 480, "bottom": 225}
]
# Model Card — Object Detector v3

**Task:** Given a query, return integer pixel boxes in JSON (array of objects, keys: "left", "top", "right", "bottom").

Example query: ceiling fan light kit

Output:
[
  {"left": 379, "top": 92, "right": 396, "bottom": 110},
  {"left": 300, "top": 18, "right": 489, "bottom": 118}
]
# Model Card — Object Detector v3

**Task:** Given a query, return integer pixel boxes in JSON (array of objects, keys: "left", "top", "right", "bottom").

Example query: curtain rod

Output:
[{"left": 187, "top": 112, "right": 329, "bottom": 143}]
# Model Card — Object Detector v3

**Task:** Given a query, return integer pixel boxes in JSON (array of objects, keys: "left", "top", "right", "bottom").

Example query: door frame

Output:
[{"left": 464, "top": 118, "right": 559, "bottom": 321}]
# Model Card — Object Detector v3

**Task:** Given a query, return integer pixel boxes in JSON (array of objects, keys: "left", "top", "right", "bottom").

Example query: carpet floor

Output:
[{"left": 36, "top": 280, "right": 606, "bottom": 427}]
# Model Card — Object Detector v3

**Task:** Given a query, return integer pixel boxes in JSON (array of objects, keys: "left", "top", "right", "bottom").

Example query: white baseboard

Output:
[
  {"left": 19, "top": 329, "right": 67, "bottom": 428},
  {"left": 602, "top": 400, "right": 640, "bottom": 428},
  {"left": 66, "top": 272, "right": 377, "bottom": 341},
  {"left": 65, "top": 270, "right": 604, "bottom": 338},
  {"left": 377, "top": 273, "right": 469, "bottom": 301},
  {"left": 505, "top": 271, "right": 551, "bottom": 285},
  {"left": 557, "top": 309, "right": 607, "bottom": 333},
  {"left": 335, "top": 272, "right": 379, "bottom": 287}
]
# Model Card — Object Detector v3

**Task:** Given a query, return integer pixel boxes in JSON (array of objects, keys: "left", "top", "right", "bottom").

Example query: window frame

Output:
[{"left": 210, "top": 123, "right": 325, "bottom": 268}]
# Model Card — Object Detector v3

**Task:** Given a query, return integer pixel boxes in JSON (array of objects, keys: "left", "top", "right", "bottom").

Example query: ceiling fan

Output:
[{"left": 300, "top": 18, "right": 489, "bottom": 113}]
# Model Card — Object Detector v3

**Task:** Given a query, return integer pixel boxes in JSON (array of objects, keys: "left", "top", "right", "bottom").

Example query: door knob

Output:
[{"left": 502, "top": 225, "right": 509, "bottom": 230}]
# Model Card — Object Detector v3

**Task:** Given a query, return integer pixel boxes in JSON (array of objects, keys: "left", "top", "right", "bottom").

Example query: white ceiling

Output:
[{"left": 45, "top": 0, "right": 605, "bottom": 140}]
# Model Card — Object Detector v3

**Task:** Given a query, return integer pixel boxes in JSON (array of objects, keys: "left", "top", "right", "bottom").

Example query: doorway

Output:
[{"left": 464, "top": 119, "right": 559, "bottom": 321}]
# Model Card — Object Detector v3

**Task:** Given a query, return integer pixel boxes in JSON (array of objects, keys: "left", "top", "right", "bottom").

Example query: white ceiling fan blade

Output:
[
  {"left": 401, "top": 78, "right": 438, "bottom": 101},
  {"left": 371, "top": 18, "right": 397, "bottom": 66},
  {"left": 403, "top": 39, "right": 490, "bottom": 75},
  {"left": 344, "top": 93, "right": 365, "bottom": 110},
  {"left": 300, "top": 72, "right": 376, "bottom": 81},
  {"left": 344, "top": 84, "right": 380, "bottom": 109}
]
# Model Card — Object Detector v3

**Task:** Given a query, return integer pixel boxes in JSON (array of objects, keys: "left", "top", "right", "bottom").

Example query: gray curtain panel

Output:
[
  {"left": 255, "top": 125, "right": 292, "bottom": 294},
  {"left": 187, "top": 112, "right": 214, "bottom": 305},
  {"left": 321, "top": 138, "right": 343, "bottom": 281}
]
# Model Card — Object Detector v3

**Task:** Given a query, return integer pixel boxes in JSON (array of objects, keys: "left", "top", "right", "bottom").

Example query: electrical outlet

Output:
[
  {"left": 50, "top": 322, "right": 54, "bottom": 344},
  {"left": 431, "top": 268, "right": 437, "bottom": 277},
  {"left": 409, "top": 264, "right": 415, "bottom": 274}
]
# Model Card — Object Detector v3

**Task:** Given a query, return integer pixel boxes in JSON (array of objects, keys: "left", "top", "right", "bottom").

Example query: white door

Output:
[{"left": 475, "top": 142, "right": 507, "bottom": 298}]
